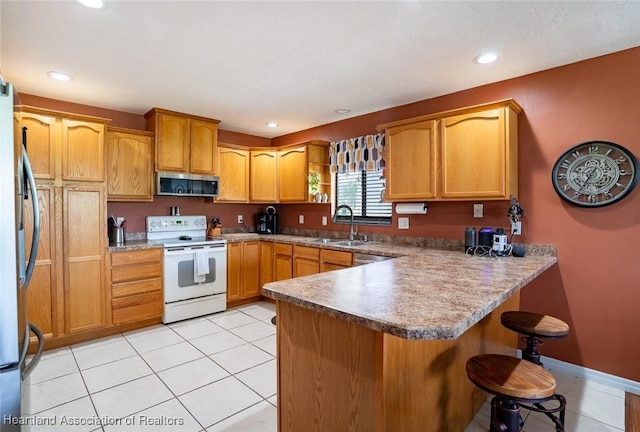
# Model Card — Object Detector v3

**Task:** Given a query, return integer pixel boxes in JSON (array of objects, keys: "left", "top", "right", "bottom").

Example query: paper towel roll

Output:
[{"left": 395, "top": 203, "right": 427, "bottom": 215}]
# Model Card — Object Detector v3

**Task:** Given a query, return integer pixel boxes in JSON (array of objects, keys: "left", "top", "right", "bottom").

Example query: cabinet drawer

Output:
[
  {"left": 111, "top": 248, "right": 163, "bottom": 267},
  {"left": 294, "top": 245, "right": 320, "bottom": 260},
  {"left": 111, "top": 262, "right": 162, "bottom": 284},
  {"left": 321, "top": 249, "right": 352, "bottom": 266},
  {"left": 274, "top": 243, "right": 292, "bottom": 256},
  {"left": 112, "top": 278, "right": 162, "bottom": 298},
  {"left": 112, "top": 290, "right": 163, "bottom": 324}
]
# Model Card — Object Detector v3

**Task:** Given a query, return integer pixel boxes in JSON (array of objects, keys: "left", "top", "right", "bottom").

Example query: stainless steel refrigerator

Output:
[{"left": 0, "top": 78, "right": 43, "bottom": 431}]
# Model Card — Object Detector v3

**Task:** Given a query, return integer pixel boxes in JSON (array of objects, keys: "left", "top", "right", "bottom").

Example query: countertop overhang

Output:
[{"left": 261, "top": 245, "right": 557, "bottom": 340}]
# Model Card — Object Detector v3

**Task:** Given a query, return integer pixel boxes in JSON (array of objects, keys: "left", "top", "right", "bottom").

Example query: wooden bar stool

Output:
[
  {"left": 466, "top": 354, "right": 566, "bottom": 432},
  {"left": 501, "top": 311, "right": 569, "bottom": 366}
]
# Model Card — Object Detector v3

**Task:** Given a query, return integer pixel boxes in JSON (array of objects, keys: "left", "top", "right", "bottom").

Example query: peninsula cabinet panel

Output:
[
  {"left": 278, "top": 146, "right": 308, "bottom": 202},
  {"left": 440, "top": 104, "right": 519, "bottom": 200},
  {"left": 106, "top": 128, "right": 154, "bottom": 202},
  {"left": 250, "top": 150, "right": 278, "bottom": 202},
  {"left": 20, "top": 111, "right": 58, "bottom": 180},
  {"left": 190, "top": 120, "right": 218, "bottom": 175},
  {"left": 384, "top": 119, "right": 438, "bottom": 201},
  {"left": 64, "top": 186, "right": 107, "bottom": 333},
  {"left": 23, "top": 185, "right": 57, "bottom": 341},
  {"left": 217, "top": 144, "right": 250, "bottom": 202}
]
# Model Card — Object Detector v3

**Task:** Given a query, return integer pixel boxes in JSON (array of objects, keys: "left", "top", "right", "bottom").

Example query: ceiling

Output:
[{"left": 2, "top": 1, "right": 639, "bottom": 138}]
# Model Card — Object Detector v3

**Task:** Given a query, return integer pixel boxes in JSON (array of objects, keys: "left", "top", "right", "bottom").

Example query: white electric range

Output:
[{"left": 146, "top": 215, "right": 227, "bottom": 323}]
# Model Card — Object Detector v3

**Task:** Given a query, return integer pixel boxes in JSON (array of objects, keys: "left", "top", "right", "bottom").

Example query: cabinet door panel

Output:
[
  {"left": 21, "top": 112, "right": 58, "bottom": 180},
  {"left": 217, "top": 146, "right": 249, "bottom": 202},
  {"left": 23, "top": 186, "right": 57, "bottom": 340},
  {"left": 278, "top": 146, "right": 307, "bottom": 202},
  {"left": 274, "top": 254, "right": 293, "bottom": 281},
  {"left": 64, "top": 187, "right": 106, "bottom": 333},
  {"left": 293, "top": 257, "right": 319, "bottom": 278},
  {"left": 156, "top": 114, "right": 190, "bottom": 172},
  {"left": 251, "top": 150, "right": 278, "bottom": 202},
  {"left": 259, "top": 242, "right": 274, "bottom": 287},
  {"left": 190, "top": 120, "right": 218, "bottom": 175},
  {"left": 62, "top": 119, "right": 105, "bottom": 182},
  {"left": 386, "top": 120, "right": 437, "bottom": 200},
  {"left": 107, "top": 130, "right": 153, "bottom": 201},
  {"left": 227, "top": 243, "right": 242, "bottom": 301},
  {"left": 243, "top": 241, "right": 261, "bottom": 298},
  {"left": 441, "top": 109, "right": 506, "bottom": 198}
]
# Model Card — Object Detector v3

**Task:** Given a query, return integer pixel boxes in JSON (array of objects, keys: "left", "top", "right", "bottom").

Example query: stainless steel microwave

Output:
[{"left": 156, "top": 171, "right": 219, "bottom": 197}]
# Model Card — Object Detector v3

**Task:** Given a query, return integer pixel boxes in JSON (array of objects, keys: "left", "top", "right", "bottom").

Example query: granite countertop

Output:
[
  {"left": 261, "top": 247, "right": 557, "bottom": 341},
  {"left": 106, "top": 239, "right": 164, "bottom": 252}
]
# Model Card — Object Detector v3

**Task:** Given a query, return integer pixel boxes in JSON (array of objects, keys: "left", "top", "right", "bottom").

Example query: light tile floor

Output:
[{"left": 25, "top": 301, "right": 625, "bottom": 431}]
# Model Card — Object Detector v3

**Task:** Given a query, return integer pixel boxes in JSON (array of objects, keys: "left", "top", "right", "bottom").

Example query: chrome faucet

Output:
[{"left": 333, "top": 204, "right": 355, "bottom": 241}]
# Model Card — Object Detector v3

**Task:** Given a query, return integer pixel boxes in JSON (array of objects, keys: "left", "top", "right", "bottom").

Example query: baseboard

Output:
[{"left": 517, "top": 350, "right": 640, "bottom": 395}]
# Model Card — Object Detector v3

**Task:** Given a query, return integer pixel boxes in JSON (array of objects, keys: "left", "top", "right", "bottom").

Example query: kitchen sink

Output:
[
  {"left": 334, "top": 240, "right": 367, "bottom": 247},
  {"left": 310, "top": 238, "right": 342, "bottom": 244}
]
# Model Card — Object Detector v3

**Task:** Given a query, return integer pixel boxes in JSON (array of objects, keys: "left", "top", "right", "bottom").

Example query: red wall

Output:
[
  {"left": 23, "top": 46, "right": 640, "bottom": 381},
  {"left": 274, "top": 47, "right": 640, "bottom": 382}
]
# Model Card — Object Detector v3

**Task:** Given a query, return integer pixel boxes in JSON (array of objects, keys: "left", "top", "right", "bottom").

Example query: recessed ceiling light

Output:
[
  {"left": 265, "top": 121, "right": 279, "bottom": 128},
  {"left": 47, "top": 71, "right": 73, "bottom": 81},
  {"left": 77, "top": 0, "right": 104, "bottom": 8},
  {"left": 335, "top": 108, "right": 351, "bottom": 114},
  {"left": 475, "top": 53, "right": 498, "bottom": 64}
]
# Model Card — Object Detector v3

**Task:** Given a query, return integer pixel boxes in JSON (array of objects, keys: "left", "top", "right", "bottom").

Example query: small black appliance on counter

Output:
[{"left": 256, "top": 206, "right": 277, "bottom": 234}]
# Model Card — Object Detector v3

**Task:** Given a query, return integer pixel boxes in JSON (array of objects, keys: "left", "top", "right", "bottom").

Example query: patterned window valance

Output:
[{"left": 329, "top": 133, "right": 385, "bottom": 174}]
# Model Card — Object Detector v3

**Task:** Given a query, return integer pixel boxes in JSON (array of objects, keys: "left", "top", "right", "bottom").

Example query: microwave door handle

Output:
[
  {"left": 22, "top": 145, "right": 40, "bottom": 289},
  {"left": 21, "top": 323, "right": 44, "bottom": 380}
]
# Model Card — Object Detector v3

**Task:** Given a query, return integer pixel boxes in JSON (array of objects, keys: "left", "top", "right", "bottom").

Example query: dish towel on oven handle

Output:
[{"left": 194, "top": 249, "right": 210, "bottom": 283}]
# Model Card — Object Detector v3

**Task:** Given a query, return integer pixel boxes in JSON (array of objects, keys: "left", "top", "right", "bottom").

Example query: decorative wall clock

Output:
[{"left": 551, "top": 141, "right": 638, "bottom": 207}]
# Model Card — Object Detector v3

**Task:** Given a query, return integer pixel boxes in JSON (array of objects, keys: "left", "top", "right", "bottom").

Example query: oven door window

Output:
[{"left": 177, "top": 258, "right": 217, "bottom": 286}]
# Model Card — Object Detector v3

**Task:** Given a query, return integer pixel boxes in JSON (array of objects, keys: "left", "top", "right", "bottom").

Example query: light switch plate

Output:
[
  {"left": 299, "top": 215, "right": 304, "bottom": 224},
  {"left": 511, "top": 221, "right": 522, "bottom": 235},
  {"left": 473, "top": 204, "right": 483, "bottom": 218},
  {"left": 398, "top": 217, "right": 409, "bottom": 229},
  {"left": 322, "top": 216, "right": 327, "bottom": 226}
]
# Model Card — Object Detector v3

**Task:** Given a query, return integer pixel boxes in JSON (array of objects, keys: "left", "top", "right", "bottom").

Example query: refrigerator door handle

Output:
[
  {"left": 21, "top": 323, "right": 44, "bottom": 380},
  {"left": 22, "top": 144, "right": 40, "bottom": 288}
]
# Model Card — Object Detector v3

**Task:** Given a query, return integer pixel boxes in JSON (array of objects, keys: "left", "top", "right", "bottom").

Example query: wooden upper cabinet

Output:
[
  {"left": 278, "top": 145, "right": 308, "bottom": 202},
  {"left": 18, "top": 107, "right": 109, "bottom": 183},
  {"left": 62, "top": 119, "right": 106, "bottom": 182},
  {"left": 378, "top": 99, "right": 521, "bottom": 201},
  {"left": 190, "top": 120, "right": 218, "bottom": 175},
  {"left": 384, "top": 119, "right": 438, "bottom": 201},
  {"left": 145, "top": 108, "right": 220, "bottom": 175},
  {"left": 20, "top": 111, "right": 58, "bottom": 180},
  {"left": 440, "top": 105, "right": 519, "bottom": 200},
  {"left": 250, "top": 149, "right": 278, "bottom": 202},
  {"left": 217, "top": 144, "right": 250, "bottom": 202},
  {"left": 106, "top": 127, "right": 154, "bottom": 202}
]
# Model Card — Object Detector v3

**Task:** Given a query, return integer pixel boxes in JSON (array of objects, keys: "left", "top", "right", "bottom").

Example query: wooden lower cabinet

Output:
[
  {"left": 320, "top": 249, "right": 353, "bottom": 272},
  {"left": 227, "top": 241, "right": 262, "bottom": 307},
  {"left": 110, "top": 248, "right": 163, "bottom": 325},
  {"left": 274, "top": 243, "right": 293, "bottom": 281},
  {"left": 293, "top": 245, "right": 320, "bottom": 277},
  {"left": 259, "top": 242, "right": 274, "bottom": 288}
]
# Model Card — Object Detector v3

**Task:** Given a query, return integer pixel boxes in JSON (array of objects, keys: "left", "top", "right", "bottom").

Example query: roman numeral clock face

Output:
[{"left": 552, "top": 141, "right": 639, "bottom": 207}]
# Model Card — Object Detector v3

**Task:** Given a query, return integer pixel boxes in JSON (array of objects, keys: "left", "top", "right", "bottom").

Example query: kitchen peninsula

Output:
[{"left": 262, "top": 248, "right": 557, "bottom": 432}]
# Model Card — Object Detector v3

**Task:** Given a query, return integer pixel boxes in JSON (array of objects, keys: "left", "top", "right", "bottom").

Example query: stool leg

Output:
[
  {"left": 491, "top": 397, "right": 522, "bottom": 432},
  {"left": 522, "top": 335, "right": 543, "bottom": 366}
]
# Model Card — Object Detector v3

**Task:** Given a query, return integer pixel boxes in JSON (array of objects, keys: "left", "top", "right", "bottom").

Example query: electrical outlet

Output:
[
  {"left": 473, "top": 204, "right": 483, "bottom": 218},
  {"left": 398, "top": 217, "right": 409, "bottom": 229},
  {"left": 237, "top": 215, "right": 243, "bottom": 224},
  {"left": 322, "top": 216, "right": 327, "bottom": 226},
  {"left": 511, "top": 221, "right": 522, "bottom": 235},
  {"left": 299, "top": 215, "right": 304, "bottom": 224}
]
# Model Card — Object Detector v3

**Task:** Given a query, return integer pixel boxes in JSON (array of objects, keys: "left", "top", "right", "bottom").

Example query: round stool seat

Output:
[
  {"left": 466, "top": 354, "right": 556, "bottom": 400},
  {"left": 501, "top": 311, "right": 569, "bottom": 339}
]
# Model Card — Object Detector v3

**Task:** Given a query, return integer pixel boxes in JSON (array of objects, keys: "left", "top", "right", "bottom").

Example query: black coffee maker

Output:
[{"left": 256, "top": 206, "right": 277, "bottom": 234}]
